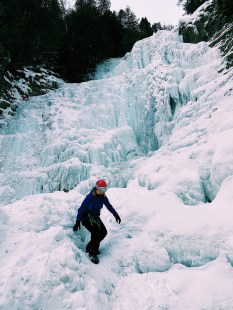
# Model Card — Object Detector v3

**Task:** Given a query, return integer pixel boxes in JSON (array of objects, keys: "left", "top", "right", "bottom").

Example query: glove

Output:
[
  {"left": 115, "top": 213, "right": 121, "bottom": 224},
  {"left": 73, "top": 220, "right": 80, "bottom": 231}
]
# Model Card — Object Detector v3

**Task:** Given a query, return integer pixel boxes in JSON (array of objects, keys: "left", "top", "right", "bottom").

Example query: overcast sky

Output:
[
  {"left": 67, "top": 0, "right": 185, "bottom": 26},
  {"left": 110, "top": 0, "right": 184, "bottom": 25}
]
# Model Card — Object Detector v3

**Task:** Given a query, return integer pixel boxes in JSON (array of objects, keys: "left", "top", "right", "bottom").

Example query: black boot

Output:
[{"left": 89, "top": 253, "right": 99, "bottom": 264}]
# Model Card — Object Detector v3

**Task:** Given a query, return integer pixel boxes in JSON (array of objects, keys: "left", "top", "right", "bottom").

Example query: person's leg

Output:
[
  {"left": 82, "top": 218, "right": 96, "bottom": 252},
  {"left": 97, "top": 218, "right": 107, "bottom": 243},
  {"left": 91, "top": 218, "right": 107, "bottom": 254},
  {"left": 82, "top": 217, "right": 107, "bottom": 254}
]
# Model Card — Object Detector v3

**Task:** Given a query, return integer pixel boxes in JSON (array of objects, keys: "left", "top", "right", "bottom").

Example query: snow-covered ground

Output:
[{"left": 0, "top": 29, "right": 233, "bottom": 309}]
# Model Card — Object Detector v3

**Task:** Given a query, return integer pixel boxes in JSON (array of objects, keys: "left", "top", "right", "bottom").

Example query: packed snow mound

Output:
[
  {"left": 0, "top": 30, "right": 232, "bottom": 206},
  {"left": 1, "top": 183, "right": 233, "bottom": 309}
]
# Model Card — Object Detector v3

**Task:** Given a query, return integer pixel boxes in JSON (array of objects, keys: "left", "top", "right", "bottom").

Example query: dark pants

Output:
[{"left": 82, "top": 215, "right": 107, "bottom": 255}]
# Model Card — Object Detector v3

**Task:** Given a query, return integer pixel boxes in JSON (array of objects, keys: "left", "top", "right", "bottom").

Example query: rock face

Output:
[
  {"left": 178, "top": 0, "right": 233, "bottom": 67},
  {"left": 0, "top": 67, "right": 62, "bottom": 121}
]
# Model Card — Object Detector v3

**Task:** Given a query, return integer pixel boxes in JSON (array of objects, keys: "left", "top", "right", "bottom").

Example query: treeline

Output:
[{"left": 0, "top": 0, "right": 172, "bottom": 84}]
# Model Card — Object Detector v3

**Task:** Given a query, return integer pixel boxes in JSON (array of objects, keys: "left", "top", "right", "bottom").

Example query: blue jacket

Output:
[{"left": 76, "top": 189, "right": 118, "bottom": 221}]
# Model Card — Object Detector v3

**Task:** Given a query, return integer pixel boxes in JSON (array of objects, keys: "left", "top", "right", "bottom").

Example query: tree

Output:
[
  {"left": 0, "top": 0, "right": 65, "bottom": 79},
  {"left": 178, "top": 0, "right": 207, "bottom": 14},
  {"left": 214, "top": 0, "right": 233, "bottom": 16},
  {"left": 58, "top": 0, "right": 69, "bottom": 34},
  {"left": 117, "top": 6, "right": 141, "bottom": 54},
  {"left": 152, "top": 22, "right": 162, "bottom": 33},
  {"left": 97, "top": 0, "right": 111, "bottom": 15},
  {"left": 118, "top": 6, "right": 139, "bottom": 30},
  {"left": 139, "top": 17, "right": 153, "bottom": 39},
  {"left": 59, "top": 1, "right": 102, "bottom": 81},
  {"left": 75, "top": 0, "right": 97, "bottom": 10}
]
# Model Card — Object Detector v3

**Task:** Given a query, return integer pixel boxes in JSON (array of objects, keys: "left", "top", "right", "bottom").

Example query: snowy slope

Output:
[{"left": 0, "top": 30, "right": 233, "bottom": 309}]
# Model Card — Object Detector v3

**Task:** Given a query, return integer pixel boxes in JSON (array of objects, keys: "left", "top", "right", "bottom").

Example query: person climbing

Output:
[{"left": 73, "top": 179, "right": 121, "bottom": 264}]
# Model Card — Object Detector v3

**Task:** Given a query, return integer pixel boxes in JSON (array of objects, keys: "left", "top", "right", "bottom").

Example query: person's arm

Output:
[
  {"left": 76, "top": 195, "right": 90, "bottom": 221},
  {"left": 73, "top": 195, "right": 90, "bottom": 231},
  {"left": 104, "top": 196, "right": 121, "bottom": 223}
]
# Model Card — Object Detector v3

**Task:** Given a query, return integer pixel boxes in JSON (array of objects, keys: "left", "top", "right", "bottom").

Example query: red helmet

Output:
[{"left": 96, "top": 179, "right": 107, "bottom": 192}]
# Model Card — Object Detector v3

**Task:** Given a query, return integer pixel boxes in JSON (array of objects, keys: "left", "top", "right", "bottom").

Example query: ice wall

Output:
[{"left": 0, "top": 30, "right": 232, "bottom": 205}]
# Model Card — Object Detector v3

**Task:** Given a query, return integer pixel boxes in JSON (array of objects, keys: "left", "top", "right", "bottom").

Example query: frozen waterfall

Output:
[{"left": 0, "top": 30, "right": 232, "bottom": 206}]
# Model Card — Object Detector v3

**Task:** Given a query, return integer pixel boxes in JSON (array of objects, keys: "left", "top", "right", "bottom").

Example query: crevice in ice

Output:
[
  {"left": 169, "top": 96, "right": 176, "bottom": 116},
  {"left": 202, "top": 183, "right": 212, "bottom": 203},
  {"left": 226, "top": 253, "right": 233, "bottom": 267}
]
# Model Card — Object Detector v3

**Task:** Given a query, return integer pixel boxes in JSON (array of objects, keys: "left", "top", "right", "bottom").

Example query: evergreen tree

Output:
[
  {"left": 0, "top": 0, "right": 65, "bottom": 78},
  {"left": 59, "top": 1, "right": 101, "bottom": 81},
  {"left": 97, "top": 0, "right": 111, "bottom": 15},
  {"left": 119, "top": 6, "right": 139, "bottom": 30},
  {"left": 214, "top": 0, "right": 233, "bottom": 16},
  {"left": 152, "top": 22, "right": 162, "bottom": 32},
  {"left": 58, "top": 0, "right": 69, "bottom": 34},
  {"left": 178, "top": 0, "right": 207, "bottom": 14},
  {"left": 117, "top": 6, "right": 140, "bottom": 53},
  {"left": 139, "top": 17, "right": 153, "bottom": 39},
  {"left": 75, "top": 0, "right": 97, "bottom": 10}
]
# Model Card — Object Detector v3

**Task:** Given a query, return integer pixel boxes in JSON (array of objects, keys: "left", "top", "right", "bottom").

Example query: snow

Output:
[
  {"left": 0, "top": 29, "right": 233, "bottom": 309},
  {"left": 0, "top": 68, "right": 63, "bottom": 122},
  {"left": 179, "top": 0, "right": 214, "bottom": 26}
]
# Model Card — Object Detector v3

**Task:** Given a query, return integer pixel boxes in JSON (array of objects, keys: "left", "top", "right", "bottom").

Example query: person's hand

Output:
[
  {"left": 115, "top": 214, "right": 121, "bottom": 224},
  {"left": 73, "top": 220, "right": 81, "bottom": 231}
]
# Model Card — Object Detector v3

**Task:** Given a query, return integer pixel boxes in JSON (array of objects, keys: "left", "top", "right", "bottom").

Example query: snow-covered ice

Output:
[{"left": 0, "top": 29, "right": 233, "bottom": 309}]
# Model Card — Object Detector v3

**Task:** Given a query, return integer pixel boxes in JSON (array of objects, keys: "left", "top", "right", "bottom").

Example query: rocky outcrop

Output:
[
  {"left": 178, "top": 0, "right": 233, "bottom": 67},
  {"left": 0, "top": 67, "right": 63, "bottom": 121}
]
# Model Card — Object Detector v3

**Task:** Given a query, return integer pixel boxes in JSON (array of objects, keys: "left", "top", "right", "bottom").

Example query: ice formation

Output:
[{"left": 1, "top": 31, "right": 231, "bottom": 205}]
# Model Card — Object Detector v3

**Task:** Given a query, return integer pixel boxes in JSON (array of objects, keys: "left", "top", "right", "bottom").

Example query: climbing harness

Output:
[{"left": 88, "top": 214, "right": 101, "bottom": 229}]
